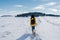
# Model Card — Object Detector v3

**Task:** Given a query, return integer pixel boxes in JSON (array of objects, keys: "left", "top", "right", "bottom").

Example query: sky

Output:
[{"left": 0, "top": 0, "right": 60, "bottom": 16}]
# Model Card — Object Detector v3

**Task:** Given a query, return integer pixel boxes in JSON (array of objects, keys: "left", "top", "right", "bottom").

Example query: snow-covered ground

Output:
[{"left": 0, "top": 16, "right": 60, "bottom": 40}]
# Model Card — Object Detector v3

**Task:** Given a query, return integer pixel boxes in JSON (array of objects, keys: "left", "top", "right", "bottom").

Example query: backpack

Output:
[{"left": 31, "top": 18, "right": 35, "bottom": 24}]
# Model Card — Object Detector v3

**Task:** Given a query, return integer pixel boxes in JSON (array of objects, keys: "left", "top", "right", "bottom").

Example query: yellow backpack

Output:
[{"left": 30, "top": 18, "right": 36, "bottom": 26}]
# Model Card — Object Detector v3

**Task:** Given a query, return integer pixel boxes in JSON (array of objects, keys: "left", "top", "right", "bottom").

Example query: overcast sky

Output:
[{"left": 0, "top": 0, "right": 60, "bottom": 15}]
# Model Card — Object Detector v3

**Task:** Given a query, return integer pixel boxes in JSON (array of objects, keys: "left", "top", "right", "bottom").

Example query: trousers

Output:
[{"left": 32, "top": 26, "right": 35, "bottom": 32}]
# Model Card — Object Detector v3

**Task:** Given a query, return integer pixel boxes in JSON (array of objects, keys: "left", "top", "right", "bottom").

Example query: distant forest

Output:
[{"left": 15, "top": 12, "right": 60, "bottom": 17}]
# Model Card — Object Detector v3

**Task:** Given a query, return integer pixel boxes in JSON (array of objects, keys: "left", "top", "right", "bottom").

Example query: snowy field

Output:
[{"left": 0, "top": 16, "right": 60, "bottom": 40}]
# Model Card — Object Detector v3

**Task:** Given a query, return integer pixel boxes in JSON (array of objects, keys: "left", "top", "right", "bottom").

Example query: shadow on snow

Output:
[
  {"left": 17, "top": 33, "right": 41, "bottom": 40},
  {"left": 17, "top": 34, "right": 30, "bottom": 40}
]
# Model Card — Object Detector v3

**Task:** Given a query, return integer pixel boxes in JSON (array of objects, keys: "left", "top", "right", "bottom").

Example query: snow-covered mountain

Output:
[
  {"left": 0, "top": 16, "right": 60, "bottom": 40},
  {"left": 1, "top": 15, "right": 13, "bottom": 17}
]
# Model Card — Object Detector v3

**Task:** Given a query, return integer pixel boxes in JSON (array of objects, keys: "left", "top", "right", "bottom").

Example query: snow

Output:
[{"left": 0, "top": 17, "right": 60, "bottom": 40}]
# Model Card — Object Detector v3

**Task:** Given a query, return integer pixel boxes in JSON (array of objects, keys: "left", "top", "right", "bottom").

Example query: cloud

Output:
[
  {"left": 14, "top": 5, "right": 23, "bottom": 8},
  {"left": 33, "top": 5, "right": 45, "bottom": 10},
  {"left": 49, "top": 8, "right": 58, "bottom": 12},
  {"left": 45, "top": 8, "right": 59, "bottom": 14},
  {"left": 46, "top": 2, "right": 56, "bottom": 6},
  {"left": 0, "top": 9, "right": 3, "bottom": 11},
  {"left": 8, "top": 11, "right": 19, "bottom": 15},
  {"left": 9, "top": 11, "right": 17, "bottom": 13},
  {"left": 8, "top": 10, "right": 27, "bottom": 15},
  {"left": 33, "top": 2, "right": 56, "bottom": 10},
  {"left": 32, "top": 1, "right": 60, "bottom": 15}
]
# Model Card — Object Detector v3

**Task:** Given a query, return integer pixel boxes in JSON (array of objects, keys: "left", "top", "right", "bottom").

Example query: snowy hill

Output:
[
  {"left": 0, "top": 17, "right": 60, "bottom": 40},
  {"left": 1, "top": 15, "right": 13, "bottom": 17}
]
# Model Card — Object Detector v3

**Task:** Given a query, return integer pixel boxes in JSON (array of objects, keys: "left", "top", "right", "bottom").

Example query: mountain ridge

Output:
[{"left": 15, "top": 12, "right": 60, "bottom": 17}]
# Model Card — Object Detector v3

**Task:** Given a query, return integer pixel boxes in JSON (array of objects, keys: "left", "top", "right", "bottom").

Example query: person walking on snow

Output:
[
  {"left": 30, "top": 15, "right": 37, "bottom": 35},
  {"left": 30, "top": 15, "right": 41, "bottom": 39}
]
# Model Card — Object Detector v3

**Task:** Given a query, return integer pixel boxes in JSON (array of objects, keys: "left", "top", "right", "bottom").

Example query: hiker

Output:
[{"left": 30, "top": 15, "right": 36, "bottom": 33}]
